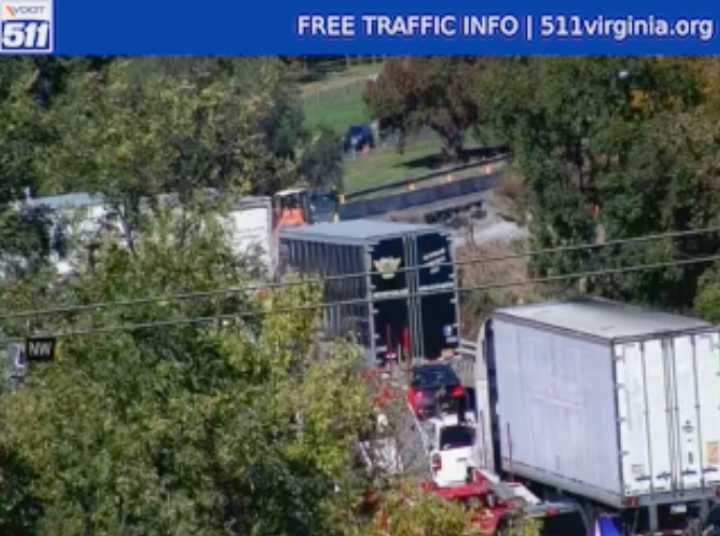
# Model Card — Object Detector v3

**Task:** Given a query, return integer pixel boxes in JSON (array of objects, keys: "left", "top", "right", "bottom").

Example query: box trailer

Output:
[
  {"left": 279, "top": 219, "right": 459, "bottom": 363},
  {"left": 222, "top": 196, "right": 274, "bottom": 274},
  {"left": 18, "top": 193, "right": 275, "bottom": 277},
  {"left": 475, "top": 298, "right": 720, "bottom": 533}
]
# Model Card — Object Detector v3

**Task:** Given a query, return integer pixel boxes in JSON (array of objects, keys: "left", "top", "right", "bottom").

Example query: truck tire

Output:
[{"left": 706, "top": 505, "right": 720, "bottom": 530}]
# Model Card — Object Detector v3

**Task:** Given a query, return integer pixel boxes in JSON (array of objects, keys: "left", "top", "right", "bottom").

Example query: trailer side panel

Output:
[{"left": 492, "top": 318, "right": 622, "bottom": 501}]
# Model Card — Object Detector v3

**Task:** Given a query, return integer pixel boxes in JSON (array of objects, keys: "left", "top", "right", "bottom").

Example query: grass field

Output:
[
  {"left": 343, "top": 136, "right": 445, "bottom": 192},
  {"left": 301, "top": 62, "right": 378, "bottom": 134},
  {"left": 299, "top": 60, "right": 488, "bottom": 194},
  {"left": 303, "top": 83, "right": 370, "bottom": 134},
  {"left": 342, "top": 134, "right": 492, "bottom": 193},
  {"left": 300, "top": 62, "right": 380, "bottom": 97}
]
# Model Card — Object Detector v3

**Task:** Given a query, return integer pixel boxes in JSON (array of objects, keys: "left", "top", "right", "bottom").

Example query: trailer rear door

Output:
[
  {"left": 419, "top": 293, "right": 457, "bottom": 360},
  {"left": 693, "top": 332, "right": 720, "bottom": 487},
  {"left": 672, "top": 335, "right": 702, "bottom": 490},
  {"left": 615, "top": 341, "right": 653, "bottom": 495},
  {"left": 615, "top": 332, "right": 720, "bottom": 497},
  {"left": 415, "top": 231, "right": 458, "bottom": 360}
]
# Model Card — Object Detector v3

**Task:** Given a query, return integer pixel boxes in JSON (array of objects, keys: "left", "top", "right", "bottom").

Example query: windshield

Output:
[
  {"left": 276, "top": 194, "right": 301, "bottom": 210},
  {"left": 308, "top": 193, "right": 336, "bottom": 212},
  {"left": 439, "top": 426, "right": 474, "bottom": 450},
  {"left": 411, "top": 366, "right": 459, "bottom": 389}
]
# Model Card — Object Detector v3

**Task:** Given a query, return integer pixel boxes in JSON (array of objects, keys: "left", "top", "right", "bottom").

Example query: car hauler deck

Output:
[
  {"left": 475, "top": 297, "right": 720, "bottom": 534},
  {"left": 278, "top": 219, "right": 460, "bottom": 364}
]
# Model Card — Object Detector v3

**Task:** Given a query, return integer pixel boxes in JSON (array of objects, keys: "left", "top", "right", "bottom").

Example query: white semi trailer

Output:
[
  {"left": 473, "top": 298, "right": 720, "bottom": 535},
  {"left": 16, "top": 193, "right": 275, "bottom": 277}
]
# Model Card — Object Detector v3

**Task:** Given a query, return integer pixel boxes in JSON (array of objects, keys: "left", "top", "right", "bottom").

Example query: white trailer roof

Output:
[
  {"left": 494, "top": 297, "right": 714, "bottom": 341},
  {"left": 279, "top": 219, "right": 442, "bottom": 244}
]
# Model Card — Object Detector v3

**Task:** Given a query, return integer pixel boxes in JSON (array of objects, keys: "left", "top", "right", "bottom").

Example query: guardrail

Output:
[
  {"left": 343, "top": 151, "right": 510, "bottom": 202},
  {"left": 453, "top": 338, "right": 477, "bottom": 386},
  {"left": 339, "top": 170, "right": 501, "bottom": 221}
]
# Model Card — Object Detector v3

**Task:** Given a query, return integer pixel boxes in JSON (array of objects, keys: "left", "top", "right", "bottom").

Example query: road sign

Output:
[{"left": 25, "top": 336, "right": 56, "bottom": 362}]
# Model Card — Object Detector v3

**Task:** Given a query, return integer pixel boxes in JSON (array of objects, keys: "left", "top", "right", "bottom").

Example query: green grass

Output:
[
  {"left": 343, "top": 135, "right": 493, "bottom": 193},
  {"left": 300, "top": 62, "right": 381, "bottom": 93},
  {"left": 343, "top": 136, "right": 446, "bottom": 192},
  {"left": 298, "top": 60, "right": 488, "bottom": 194},
  {"left": 302, "top": 83, "right": 370, "bottom": 134},
  {"left": 300, "top": 61, "right": 380, "bottom": 134}
]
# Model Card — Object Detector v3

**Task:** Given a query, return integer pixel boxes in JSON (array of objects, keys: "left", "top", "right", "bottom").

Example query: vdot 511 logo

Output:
[{"left": 0, "top": 0, "right": 53, "bottom": 53}]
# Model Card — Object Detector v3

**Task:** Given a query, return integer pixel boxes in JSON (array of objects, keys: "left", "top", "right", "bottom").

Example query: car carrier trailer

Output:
[{"left": 473, "top": 297, "right": 720, "bottom": 535}]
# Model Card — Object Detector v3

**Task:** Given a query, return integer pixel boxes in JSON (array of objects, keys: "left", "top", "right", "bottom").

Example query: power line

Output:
[
  {"left": 2, "top": 225, "right": 719, "bottom": 323},
  {"left": 459, "top": 252, "right": 720, "bottom": 292},
  {"left": 454, "top": 225, "right": 720, "bottom": 267},
  {"left": 3, "top": 252, "right": 719, "bottom": 344}
]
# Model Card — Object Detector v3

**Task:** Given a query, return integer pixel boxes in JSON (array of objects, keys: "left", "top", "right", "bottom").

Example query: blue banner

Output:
[{"left": 2, "top": 0, "right": 719, "bottom": 55}]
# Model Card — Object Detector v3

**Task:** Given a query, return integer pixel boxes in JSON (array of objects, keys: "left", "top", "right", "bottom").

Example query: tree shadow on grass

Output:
[
  {"left": 398, "top": 146, "right": 508, "bottom": 171},
  {"left": 294, "top": 58, "right": 369, "bottom": 84}
]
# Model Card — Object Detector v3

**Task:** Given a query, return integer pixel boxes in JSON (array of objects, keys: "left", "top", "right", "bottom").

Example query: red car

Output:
[{"left": 407, "top": 364, "right": 465, "bottom": 419}]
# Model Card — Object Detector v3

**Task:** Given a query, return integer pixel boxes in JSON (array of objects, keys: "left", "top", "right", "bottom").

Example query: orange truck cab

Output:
[{"left": 272, "top": 188, "right": 339, "bottom": 230}]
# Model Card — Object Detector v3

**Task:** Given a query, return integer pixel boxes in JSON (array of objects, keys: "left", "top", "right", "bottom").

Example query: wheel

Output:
[{"left": 706, "top": 505, "right": 720, "bottom": 530}]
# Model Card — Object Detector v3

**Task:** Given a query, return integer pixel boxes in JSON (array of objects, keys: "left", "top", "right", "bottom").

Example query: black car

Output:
[
  {"left": 343, "top": 125, "right": 375, "bottom": 153},
  {"left": 407, "top": 364, "right": 465, "bottom": 419}
]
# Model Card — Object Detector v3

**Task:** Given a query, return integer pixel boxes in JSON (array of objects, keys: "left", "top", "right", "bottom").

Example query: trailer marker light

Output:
[
  {"left": 431, "top": 454, "right": 442, "bottom": 472},
  {"left": 622, "top": 496, "right": 639, "bottom": 507}
]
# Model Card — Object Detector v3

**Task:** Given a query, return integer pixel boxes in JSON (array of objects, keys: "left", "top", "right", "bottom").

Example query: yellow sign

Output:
[{"left": 373, "top": 257, "right": 402, "bottom": 280}]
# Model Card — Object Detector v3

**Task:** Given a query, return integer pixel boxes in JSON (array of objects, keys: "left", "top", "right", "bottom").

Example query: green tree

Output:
[
  {"left": 0, "top": 57, "right": 111, "bottom": 204},
  {"left": 0, "top": 60, "right": 44, "bottom": 203},
  {"left": 298, "top": 125, "right": 344, "bottom": 191},
  {"left": 0, "top": 59, "right": 62, "bottom": 280},
  {"left": 360, "top": 481, "right": 542, "bottom": 536},
  {"left": 372, "top": 482, "right": 470, "bottom": 536},
  {"left": 0, "top": 207, "right": 54, "bottom": 279},
  {"left": 695, "top": 268, "right": 720, "bottom": 323},
  {"left": 0, "top": 213, "right": 369, "bottom": 535},
  {"left": 365, "top": 58, "right": 480, "bottom": 161},
  {"left": 0, "top": 58, "right": 342, "bottom": 278},
  {"left": 0, "top": 57, "right": 116, "bottom": 281},
  {"left": 38, "top": 59, "right": 293, "bottom": 249},
  {"left": 480, "top": 58, "right": 720, "bottom": 307}
]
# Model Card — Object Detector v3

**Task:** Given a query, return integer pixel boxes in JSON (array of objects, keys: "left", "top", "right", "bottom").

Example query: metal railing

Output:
[
  {"left": 453, "top": 338, "right": 478, "bottom": 386},
  {"left": 343, "top": 151, "right": 509, "bottom": 202}
]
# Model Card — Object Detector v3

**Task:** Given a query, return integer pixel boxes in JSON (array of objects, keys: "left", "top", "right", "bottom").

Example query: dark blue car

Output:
[{"left": 344, "top": 125, "right": 375, "bottom": 153}]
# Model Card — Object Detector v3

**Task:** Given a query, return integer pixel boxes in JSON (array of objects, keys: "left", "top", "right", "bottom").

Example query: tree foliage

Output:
[
  {"left": 0, "top": 59, "right": 65, "bottom": 279},
  {"left": 371, "top": 482, "right": 470, "bottom": 536},
  {"left": 0, "top": 217, "right": 369, "bottom": 535},
  {"left": 479, "top": 58, "right": 720, "bottom": 307},
  {"left": 0, "top": 57, "right": 111, "bottom": 204},
  {"left": 362, "top": 481, "right": 542, "bottom": 536},
  {"left": 36, "top": 59, "right": 300, "bottom": 246},
  {"left": 298, "top": 125, "right": 344, "bottom": 192},
  {"left": 0, "top": 57, "right": 342, "bottom": 279},
  {"left": 365, "top": 58, "right": 480, "bottom": 161}
]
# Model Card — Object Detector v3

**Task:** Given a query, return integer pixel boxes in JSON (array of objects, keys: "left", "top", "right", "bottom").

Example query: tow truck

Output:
[{"left": 422, "top": 468, "right": 578, "bottom": 535}]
